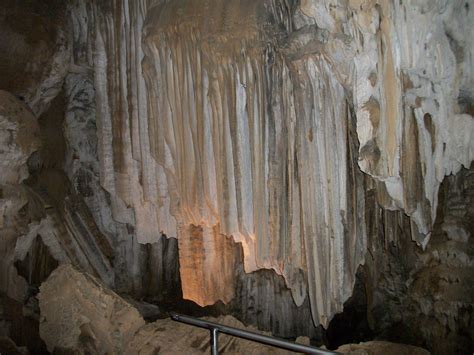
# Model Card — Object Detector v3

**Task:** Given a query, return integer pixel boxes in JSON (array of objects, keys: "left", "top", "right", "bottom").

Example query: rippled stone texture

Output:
[
  {"left": 1, "top": 2, "right": 472, "bottom": 352},
  {"left": 66, "top": 0, "right": 474, "bottom": 330}
]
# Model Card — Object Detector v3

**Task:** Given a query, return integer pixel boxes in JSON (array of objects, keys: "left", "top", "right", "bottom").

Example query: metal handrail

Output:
[{"left": 170, "top": 313, "right": 339, "bottom": 355}]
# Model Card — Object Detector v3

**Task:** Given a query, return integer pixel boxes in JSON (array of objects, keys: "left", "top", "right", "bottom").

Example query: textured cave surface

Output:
[
  {"left": 37, "top": 263, "right": 430, "bottom": 354},
  {"left": 0, "top": 0, "right": 473, "bottom": 354}
]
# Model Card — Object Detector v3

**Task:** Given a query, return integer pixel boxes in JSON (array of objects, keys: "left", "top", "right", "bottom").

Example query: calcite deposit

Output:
[
  {"left": 0, "top": 0, "right": 472, "bottom": 354},
  {"left": 66, "top": 0, "right": 474, "bottom": 329}
]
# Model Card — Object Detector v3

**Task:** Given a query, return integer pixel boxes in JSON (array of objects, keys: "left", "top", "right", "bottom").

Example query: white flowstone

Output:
[{"left": 66, "top": 0, "right": 473, "bottom": 327}]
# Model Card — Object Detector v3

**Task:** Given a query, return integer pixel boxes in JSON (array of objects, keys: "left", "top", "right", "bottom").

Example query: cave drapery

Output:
[
  {"left": 66, "top": 0, "right": 473, "bottom": 326},
  {"left": 0, "top": 0, "right": 473, "bottom": 353}
]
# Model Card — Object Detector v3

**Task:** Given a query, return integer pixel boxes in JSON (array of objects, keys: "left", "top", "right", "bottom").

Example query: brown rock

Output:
[
  {"left": 336, "top": 340, "right": 430, "bottom": 355},
  {"left": 38, "top": 264, "right": 145, "bottom": 354},
  {"left": 127, "top": 315, "right": 306, "bottom": 355}
]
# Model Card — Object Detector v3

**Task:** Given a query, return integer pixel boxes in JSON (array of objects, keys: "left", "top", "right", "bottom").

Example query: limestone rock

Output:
[
  {"left": 71, "top": 0, "right": 366, "bottom": 328},
  {"left": 0, "top": 0, "right": 71, "bottom": 116},
  {"left": 336, "top": 340, "right": 430, "bottom": 355},
  {"left": 127, "top": 315, "right": 306, "bottom": 355},
  {"left": 38, "top": 264, "right": 145, "bottom": 354},
  {"left": 66, "top": 0, "right": 474, "bottom": 329},
  {"left": 1, "top": 1, "right": 472, "bottom": 353},
  {"left": 0, "top": 91, "right": 41, "bottom": 301},
  {"left": 362, "top": 164, "right": 474, "bottom": 354},
  {"left": 0, "top": 293, "right": 48, "bottom": 354},
  {"left": 0, "top": 90, "right": 40, "bottom": 185},
  {"left": 38, "top": 264, "right": 312, "bottom": 354}
]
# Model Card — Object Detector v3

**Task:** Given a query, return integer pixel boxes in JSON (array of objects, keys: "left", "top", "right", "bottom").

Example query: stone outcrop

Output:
[
  {"left": 0, "top": 90, "right": 41, "bottom": 301},
  {"left": 362, "top": 163, "right": 474, "bottom": 354},
  {"left": 0, "top": 337, "right": 29, "bottom": 355},
  {"left": 38, "top": 264, "right": 145, "bottom": 354},
  {"left": 38, "top": 264, "right": 441, "bottom": 354},
  {"left": 336, "top": 340, "right": 430, "bottom": 355},
  {"left": 0, "top": 293, "right": 48, "bottom": 354},
  {"left": 0, "top": 90, "right": 40, "bottom": 186},
  {"left": 39, "top": 263, "right": 311, "bottom": 354},
  {"left": 127, "top": 316, "right": 300, "bottom": 355}
]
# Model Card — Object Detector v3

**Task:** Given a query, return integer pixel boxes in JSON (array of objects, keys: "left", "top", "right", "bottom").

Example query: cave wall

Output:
[
  {"left": 64, "top": 0, "right": 474, "bottom": 328},
  {"left": 0, "top": 0, "right": 473, "bottom": 353},
  {"left": 363, "top": 163, "right": 474, "bottom": 354}
]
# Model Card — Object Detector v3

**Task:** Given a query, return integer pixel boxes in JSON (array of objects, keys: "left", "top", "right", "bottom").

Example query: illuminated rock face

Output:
[
  {"left": 38, "top": 264, "right": 145, "bottom": 354},
  {"left": 141, "top": 0, "right": 367, "bottom": 326},
  {"left": 0, "top": 0, "right": 472, "bottom": 351},
  {"left": 38, "top": 264, "right": 308, "bottom": 354},
  {"left": 68, "top": 0, "right": 473, "bottom": 328},
  {"left": 344, "top": 1, "right": 474, "bottom": 245}
]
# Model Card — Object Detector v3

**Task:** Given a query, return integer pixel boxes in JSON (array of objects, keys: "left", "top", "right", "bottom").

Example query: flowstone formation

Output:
[
  {"left": 0, "top": 0, "right": 472, "bottom": 354},
  {"left": 68, "top": 0, "right": 474, "bottom": 329}
]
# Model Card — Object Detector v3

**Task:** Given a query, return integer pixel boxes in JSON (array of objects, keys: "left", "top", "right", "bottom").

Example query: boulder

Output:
[
  {"left": 38, "top": 264, "right": 312, "bottom": 354},
  {"left": 336, "top": 340, "right": 430, "bottom": 355},
  {"left": 38, "top": 264, "right": 145, "bottom": 354},
  {"left": 127, "top": 315, "right": 301, "bottom": 355}
]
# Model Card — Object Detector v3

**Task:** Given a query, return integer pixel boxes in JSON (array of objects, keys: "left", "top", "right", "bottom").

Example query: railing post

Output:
[
  {"left": 210, "top": 327, "right": 219, "bottom": 355},
  {"left": 171, "top": 312, "right": 339, "bottom": 354}
]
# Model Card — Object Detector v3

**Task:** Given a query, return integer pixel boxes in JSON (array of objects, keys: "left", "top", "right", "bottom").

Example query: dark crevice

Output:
[{"left": 325, "top": 266, "right": 374, "bottom": 350}]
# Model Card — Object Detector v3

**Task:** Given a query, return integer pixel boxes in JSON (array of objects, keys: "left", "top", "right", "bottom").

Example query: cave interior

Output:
[{"left": 0, "top": 0, "right": 473, "bottom": 354}]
